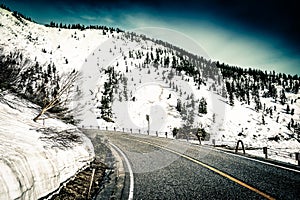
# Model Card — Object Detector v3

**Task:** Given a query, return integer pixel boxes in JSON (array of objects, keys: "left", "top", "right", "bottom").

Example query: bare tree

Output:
[{"left": 33, "top": 69, "right": 80, "bottom": 122}]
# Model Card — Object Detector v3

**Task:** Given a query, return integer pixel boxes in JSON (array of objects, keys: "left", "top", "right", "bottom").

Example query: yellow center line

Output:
[{"left": 122, "top": 136, "right": 276, "bottom": 200}]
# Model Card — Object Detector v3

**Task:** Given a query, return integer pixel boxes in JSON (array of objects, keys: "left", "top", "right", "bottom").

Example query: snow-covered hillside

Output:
[
  {"left": 0, "top": 92, "right": 94, "bottom": 199},
  {"left": 87, "top": 33, "right": 300, "bottom": 153},
  {"left": 0, "top": 7, "right": 98, "bottom": 198},
  {"left": 0, "top": 7, "right": 109, "bottom": 74},
  {"left": 0, "top": 3, "right": 299, "bottom": 169}
]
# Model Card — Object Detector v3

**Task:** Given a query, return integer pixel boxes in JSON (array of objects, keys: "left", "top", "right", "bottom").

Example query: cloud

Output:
[
  {"left": 62, "top": 6, "right": 75, "bottom": 14},
  {"left": 103, "top": 17, "right": 114, "bottom": 24},
  {"left": 80, "top": 15, "right": 97, "bottom": 21}
]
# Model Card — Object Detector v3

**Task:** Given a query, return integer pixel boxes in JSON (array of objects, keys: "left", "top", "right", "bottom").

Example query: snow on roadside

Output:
[{"left": 0, "top": 92, "right": 95, "bottom": 199}]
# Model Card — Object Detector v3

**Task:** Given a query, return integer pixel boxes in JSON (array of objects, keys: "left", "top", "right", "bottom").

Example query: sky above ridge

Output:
[{"left": 1, "top": 0, "right": 299, "bottom": 75}]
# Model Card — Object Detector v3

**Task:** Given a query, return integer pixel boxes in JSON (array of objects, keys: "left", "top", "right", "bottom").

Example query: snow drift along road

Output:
[{"left": 0, "top": 93, "right": 95, "bottom": 199}]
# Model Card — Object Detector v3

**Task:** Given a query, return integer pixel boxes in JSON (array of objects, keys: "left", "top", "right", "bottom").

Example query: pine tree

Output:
[
  {"left": 188, "top": 109, "right": 195, "bottom": 125},
  {"left": 293, "top": 81, "right": 299, "bottom": 94},
  {"left": 291, "top": 118, "right": 295, "bottom": 128},
  {"left": 181, "top": 103, "right": 187, "bottom": 120},
  {"left": 145, "top": 52, "right": 150, "bottom": 64},
  {"left": 123, "top": 77, "right": 128, "bottom": 101},
  {"left": 229, "top": 91, "right": 234, "bottom": 106},
  {"left": 176, "top": 99, "right": 182, "bottom": 112},
  {"left": 226, "top": 81, "right": 234, "bottom": 106},
  {"left": 280, "top": 89, "right": 287, "bottom": 105},
  {"left": 172, "top": 127, "right": 178, "bottom": 137},
  {"left": 221, "top": 85, "right": 227, "bottom": 98},
  {"left": 254, "top": 96, "right": 261, "bottom": 112},
  {"left": 199, "top": 97, "right": 207, "bottom": 114},
  {"left": 291, "top": 108, "right": 295, "bottom": 115}
]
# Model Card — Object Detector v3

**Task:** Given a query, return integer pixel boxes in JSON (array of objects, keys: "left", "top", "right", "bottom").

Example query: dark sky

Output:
[{"left": 1, "top": 0, "right": 299, "bottom": 74}]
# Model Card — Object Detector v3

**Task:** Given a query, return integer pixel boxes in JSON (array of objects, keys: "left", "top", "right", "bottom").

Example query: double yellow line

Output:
[{"left": 123, "top": 136, "right": 276, "bottom": 200}]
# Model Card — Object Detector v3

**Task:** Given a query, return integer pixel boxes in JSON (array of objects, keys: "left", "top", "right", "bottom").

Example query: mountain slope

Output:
[
  {"left": 0, "top": 5, "right": 299, "bottom": 169},
  {"left": 0, "top": 8, "right": 97, "bottom": 199}
]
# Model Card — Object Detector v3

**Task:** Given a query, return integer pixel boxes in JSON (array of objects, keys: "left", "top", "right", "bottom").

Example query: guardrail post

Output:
[
  {"left": 296, "top": 152, "right": 300, "bottom": 166},
  {"left": 165, "top": 132, "right": 167, "bottom": 138},
  {"left": 263, "top": 147, "right": 268, "bottom": 159},
  {"left": 235, "top": 140, "right": 245, "bottom": 154},
  {"left": 212, "top": 139, "right": 215, "bottom": 147},
  {"left": 114, "top": 127, "right": 116, "bottom": 131}
]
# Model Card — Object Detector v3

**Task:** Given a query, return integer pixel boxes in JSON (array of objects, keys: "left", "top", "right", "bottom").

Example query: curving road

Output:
[{"left": 93, "top": 130, "right": 300, "bottom": 200}]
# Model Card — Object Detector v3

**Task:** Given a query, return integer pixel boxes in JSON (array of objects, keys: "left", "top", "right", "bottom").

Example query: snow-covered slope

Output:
[
  {"left": 0, "top": 92, "right": 94, "bottom": 199},
  {"left": 0, "top": 7, "right": 109, "bottom": 74},
  {"left": 86, "top": 31, "right": 300, "bottom": 164},
  {"left": 0, "top": 4, "right": 299, "bottom": 169}
]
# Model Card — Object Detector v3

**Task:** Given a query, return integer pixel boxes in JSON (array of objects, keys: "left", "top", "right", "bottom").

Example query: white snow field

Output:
[{"left": 0, "top": 92, "right": 95, "bottom": 199}]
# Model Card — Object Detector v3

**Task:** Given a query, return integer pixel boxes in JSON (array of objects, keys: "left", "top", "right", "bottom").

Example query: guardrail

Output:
[
  {"left": 262, "top": 147, "right": 300, "bottom": 165},
  {"left": 79, "top": 125, "right": 172, "bottom": 138},
  {"left": 79, "top": 125, "right": 300, "bottom": 166}
]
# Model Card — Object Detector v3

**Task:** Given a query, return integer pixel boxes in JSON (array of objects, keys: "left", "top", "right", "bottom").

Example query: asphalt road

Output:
[{"left": 93, "top": 131, "right": 300, "bottom": 200}]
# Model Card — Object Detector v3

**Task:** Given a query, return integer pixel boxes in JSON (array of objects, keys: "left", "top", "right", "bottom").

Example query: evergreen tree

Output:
[
  {"left": 226, "top": 81, "right": 234, "bottom": 106},
  {"left": 255, "top": 96, "right": 261, "bottom": 112},
  {"left": 291, "top": 118, "right": 295, "bottom": 128},
  {"left": 188, "top": 109, "right": 195, "bottom": 125},
  {"left": 291, "top": 108, "right": 295, "bottom": 115},
  {"left": 172, "top": 127, "right": 178, "bottom": 137},
  {"left": 280, "top": 89, "right": 287, "bottom": 105},
  {"left": 221, "top": 85, "right": 227, "bottom": 98},
  {"left": 176, "top": 99, "right": 182, "bottom": 112},
  {"left": 123, "top": 77, "right": 128, "bottom": 101},
  {"left": 199, "top": 97, "right": 207, "bottom": 114},
  {"left": 229, "top": 91, "right": 234, "bottom": 106},
  {"left": 293, "top": 81, "right": 299, "bottom": 94},
  {"left": 181, "top": 103, "right": 187, "bottom": 120}
]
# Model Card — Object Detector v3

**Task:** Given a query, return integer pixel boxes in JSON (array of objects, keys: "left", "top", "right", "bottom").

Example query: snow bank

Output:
[{"left": 0, "top": 93, "right": 95, "bottom": 199}]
